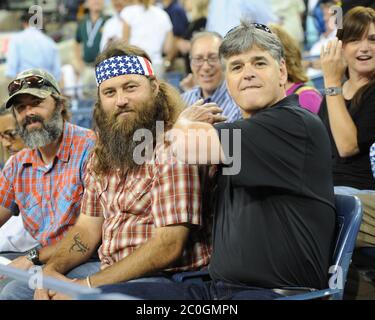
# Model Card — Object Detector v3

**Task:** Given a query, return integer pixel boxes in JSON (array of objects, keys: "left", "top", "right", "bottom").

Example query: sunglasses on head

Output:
[
  {"left": 8, "top": 75, "right": 59, "bottom": 96},
  {"left": 225, "top": 23, "right": 272, "bottom": 38}
]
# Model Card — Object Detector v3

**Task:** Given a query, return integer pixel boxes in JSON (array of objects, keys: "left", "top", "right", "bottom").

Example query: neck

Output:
[
  {"left": 285, "top": 81, "right": 294, "bottom": 91},
  {"left": 37, "top": 134, "right": 62, "bottom": 165},
  {"left": 347, "top": 69, "right": 372, "bottom": 90},
  {"left": 90, "top": 10, "right": 101, "bottom": 22}
]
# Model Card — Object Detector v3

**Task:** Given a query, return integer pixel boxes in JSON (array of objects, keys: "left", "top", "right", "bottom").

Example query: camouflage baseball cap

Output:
[{"left": 5, "top": 68, "right": 61, "bottom": 109}]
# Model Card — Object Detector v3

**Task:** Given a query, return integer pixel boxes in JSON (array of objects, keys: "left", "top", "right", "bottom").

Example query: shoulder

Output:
[{"left": 68, "top": 123, "right": 96, "bottom": 146}]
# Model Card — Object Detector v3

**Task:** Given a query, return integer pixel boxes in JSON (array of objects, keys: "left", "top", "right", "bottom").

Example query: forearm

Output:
[
  {"left": 43, "top": 226, "right": 97, "bottom": 275},
  {"left": 325, "top": 81, "right": 359, "bottom": 157},
  {"left": 89, "top": 230, "right": 186, "bottom": 287}
]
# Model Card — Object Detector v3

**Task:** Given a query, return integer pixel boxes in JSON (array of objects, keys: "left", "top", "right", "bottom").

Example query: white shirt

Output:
[
  {"left": 100, "top": 13, "right": 124, "bottom": 52},
  {"left": 121, "top": 4, "right": 172, "bottom": 66}
]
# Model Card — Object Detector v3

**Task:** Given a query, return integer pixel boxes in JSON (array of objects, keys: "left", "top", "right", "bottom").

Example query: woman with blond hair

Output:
[{"left": 270, "top": 23, "right": 323, "bottom": 113}]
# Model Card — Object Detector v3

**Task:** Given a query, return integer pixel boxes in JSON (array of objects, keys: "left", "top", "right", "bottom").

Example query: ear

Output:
[
  {"left": 279, "top": 58, "right": 288, "bottom": 87},
  {"left": 150, "top": 78, "right": 160, "bottom": 97}
]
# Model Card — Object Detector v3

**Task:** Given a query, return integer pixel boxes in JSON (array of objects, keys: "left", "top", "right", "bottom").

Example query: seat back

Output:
[{"left": 330, "top": 194, "right": 363, "bottom": 299}]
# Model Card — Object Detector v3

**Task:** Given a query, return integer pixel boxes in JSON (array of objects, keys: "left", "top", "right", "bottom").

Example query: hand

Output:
[
  {"left": 320, "top": 38, "right": 347, "bottom": 86},
  {"left": 0, "top": 255, "right": 33, "bottom": 280},
  {"left": 179, "top": 73, "right": 195, "bottom": 92},
  {"left": 33, "top": 269, "right": 75, "bottom": 300},
  {"left": 178, "top": 99, "right": 227, "bottom": 124}
]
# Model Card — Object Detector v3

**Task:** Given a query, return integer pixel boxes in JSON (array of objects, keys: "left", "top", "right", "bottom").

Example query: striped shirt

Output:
[
  {"left": 81, "top": 146, "right": 211, "bottom": 272},
  {"left": 181, "top": 80, "right": 242, "bottom": 123},
  {"left": 0, "top": 122, "right": 96, "bottom": 247}
]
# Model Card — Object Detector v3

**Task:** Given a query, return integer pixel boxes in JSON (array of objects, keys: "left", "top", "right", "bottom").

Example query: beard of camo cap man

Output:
[{"left": 0, "top": 68, "right": 96, "bottom": 300}]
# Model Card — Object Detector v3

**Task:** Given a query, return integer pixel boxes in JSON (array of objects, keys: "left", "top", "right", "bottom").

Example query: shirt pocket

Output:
[
  {"left": 117, "top": 177, "right": 153, "bottom": 215},
  {"left": 17, "top": 194, "right": 43, "bottom": 236}
]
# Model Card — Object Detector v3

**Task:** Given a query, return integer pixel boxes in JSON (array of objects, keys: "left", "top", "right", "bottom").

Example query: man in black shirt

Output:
[{"left": 97, "top": 21, "right": 336, "bottom": 300}]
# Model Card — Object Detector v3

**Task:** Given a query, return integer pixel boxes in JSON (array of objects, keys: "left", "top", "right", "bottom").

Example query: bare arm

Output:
[
  {"left": 43, "top": 214, "right": 103, "bottom": 275},
  {"left": 321, "top": 38, "right": 359, "bottom": 158},
  {"left": 73, "top": 41, "right": 85, "bottom": 76},
  {"left": 123, "top": 22, "right": 130, "bottom": 44},
  {"left": 88, "top": 224, "right": 190, "bottom": 287},
  {"left": 0, "top": 206, "right": 12, "bottom": 227},
  {"left": 168, "top": 100, "right": 227, "bottom": 165}
]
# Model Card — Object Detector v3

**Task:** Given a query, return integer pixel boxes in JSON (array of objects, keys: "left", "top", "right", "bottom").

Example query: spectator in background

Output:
[
  {"left": 0, "top": 69, "right": 96, "bottom": 300},
  {"left": 178, "top": 0, "right": 209, "bottom": 74},
  {"left": 121, "top": 0, "right": 174, "bottom": 78},
  {"left": 5, "top": 11, "right": 61, "bottom": 82},
  {"left": 100, "top": 0, "right": 133, "bottom": 51},
  {"left": 305, "top": 0, "right": 337, "bottom": 78},
  {"left": 73, "top": 0, "right": 108, "bottom": 98},
  {"left": 206, "top": 0, "right": 277, "bottom": 37},
  {"left": 270, "top": 0, "right": 306, "bottom": 47},
  {"left": 0, "top": 104, "right": 38, "bottom": 256},
  {"left": 318, "top": 6, "right": 375, "bottom": 194},
  {"left": 270, "top": 24, "right": 322, "bottom": 113},
  {"left": 181, "top": 32, "right": 241, "bottom": 123},
  {"left": 161, "top": 0, "right": 189, "bottom": 71}
]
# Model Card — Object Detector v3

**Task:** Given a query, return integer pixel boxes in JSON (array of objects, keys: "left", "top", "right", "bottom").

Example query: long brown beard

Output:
[{"left": 95, "top": 99, "right": 158, "bottom": 173}]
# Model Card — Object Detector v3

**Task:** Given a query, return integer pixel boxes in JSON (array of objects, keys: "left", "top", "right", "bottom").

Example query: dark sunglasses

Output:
[
  {"left": 225, "top": 23, "right": 272, "bottom": 38},
  {"left": 8, "top": 75, "right": 59, "bottom": 96}
]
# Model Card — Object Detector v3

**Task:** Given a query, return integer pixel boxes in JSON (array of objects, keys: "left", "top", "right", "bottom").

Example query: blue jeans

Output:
[
  {"left": 99, "top": 277, "right": 282, "bottom": 300},
  {"left": 0, "top": 261, "right": 101, "bottom": 300}
]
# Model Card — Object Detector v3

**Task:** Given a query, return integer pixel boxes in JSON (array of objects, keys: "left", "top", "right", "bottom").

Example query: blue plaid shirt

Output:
[
  {"left": 181, "top": 80, "right": 242, "bottom": 123},
  {"left": 0, "top": 122, "right": 96, "bottom": 247}
]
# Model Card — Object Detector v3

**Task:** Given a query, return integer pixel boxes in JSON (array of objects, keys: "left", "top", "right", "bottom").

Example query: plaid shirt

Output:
[
  {"left": 81, "top": 148, "right": 211, "bottom": 272},
  {"left": 0, "top": 122, "right": 96, "bottom": 247}
]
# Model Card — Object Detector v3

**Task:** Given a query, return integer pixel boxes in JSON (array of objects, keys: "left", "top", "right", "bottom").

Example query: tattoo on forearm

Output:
[{"left": 69, "top": 233, "right": 89, "bottom": 255}]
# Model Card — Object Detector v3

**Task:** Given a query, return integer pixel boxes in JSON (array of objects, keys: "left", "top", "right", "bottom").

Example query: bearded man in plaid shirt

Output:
[
  {"left": 0, "top": 68, "right": 96, "bottom": 298},
  {"left": 9, "top": 42, "right": 213, "bottom": 300}
]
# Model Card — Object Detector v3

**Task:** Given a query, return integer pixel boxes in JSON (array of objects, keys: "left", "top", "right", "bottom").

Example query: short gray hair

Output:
[
  {"left": 190, "top": 31, "right": 223, "bottom": 54},
  {"left": 219, "top": 21, "right": 284, "bottom": 63}
]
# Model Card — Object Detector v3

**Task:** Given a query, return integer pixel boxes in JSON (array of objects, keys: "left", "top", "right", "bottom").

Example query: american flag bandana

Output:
[{"left": 95, "top": 55, "right": 154, "bottom": 86}]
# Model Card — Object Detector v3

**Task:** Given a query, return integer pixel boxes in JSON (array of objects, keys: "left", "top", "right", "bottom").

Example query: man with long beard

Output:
[
  {"left": 0, "top": 69, "right": 96, "bottom": 299},
  {"left": 26, "top": 43, "right": 211, "bottom": 300}
]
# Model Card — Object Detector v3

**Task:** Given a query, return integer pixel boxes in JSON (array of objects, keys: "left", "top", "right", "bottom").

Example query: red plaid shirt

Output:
[
  {"left": 81, "top": 148, "right": 211, "bottom": 272},
  {"left": 0, "top": 122, "right": 96, "bottom": 246}
]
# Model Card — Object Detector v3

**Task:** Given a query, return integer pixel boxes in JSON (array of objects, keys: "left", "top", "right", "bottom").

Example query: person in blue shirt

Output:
[
  {"left": 5, "top": 11, "right": 61, "bottom": 82},
  {"left": 181, "top": 31, "right": 241, "bottom": 123}
]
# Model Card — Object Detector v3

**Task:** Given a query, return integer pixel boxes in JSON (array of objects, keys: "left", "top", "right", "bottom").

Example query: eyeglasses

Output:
[
  {"left": 8, "top": 75, "right": 59, "bottom": 96},
  {"left": 225, "top": 23, "right": 272, "bottom": 38},
  {"left": 0, "top": 130, "right": 19, "bottom": 141},
  {"left": 191, "top": 56, "right": 220, "bottom": 67}
]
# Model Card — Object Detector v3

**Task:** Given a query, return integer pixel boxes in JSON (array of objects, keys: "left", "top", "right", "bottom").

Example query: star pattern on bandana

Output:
[{"left": 95, "top": 55, "right": 148, "bottom": 85}]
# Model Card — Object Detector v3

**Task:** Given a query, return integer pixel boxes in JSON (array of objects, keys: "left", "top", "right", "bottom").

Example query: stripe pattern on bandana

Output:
[{"left": 95, "top": 55, "right": 154, "bottom": 86}]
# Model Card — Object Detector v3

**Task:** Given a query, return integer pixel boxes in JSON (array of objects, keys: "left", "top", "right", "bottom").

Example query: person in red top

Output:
[{"left": 29, "top": 43, "right": 211, "bottom": 300}]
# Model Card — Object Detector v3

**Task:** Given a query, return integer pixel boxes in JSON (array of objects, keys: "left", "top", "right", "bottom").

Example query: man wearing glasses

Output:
[
  {"left": 0, "top": 69, "right": 96, "bottom": 299},
  {"left": 181, "top": 31, "right": 241, "bottom": 123},
  {"left": 0, "top": 104, "right": 38, "bottom": 257}
]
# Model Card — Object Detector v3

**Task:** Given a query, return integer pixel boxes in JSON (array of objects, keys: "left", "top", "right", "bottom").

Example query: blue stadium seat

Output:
[
  {"left": 70, "top": 100, "right": 94, "bottom": 129},
  {"left": 277, "top": 194, "right": 363, "bottom": 300}
]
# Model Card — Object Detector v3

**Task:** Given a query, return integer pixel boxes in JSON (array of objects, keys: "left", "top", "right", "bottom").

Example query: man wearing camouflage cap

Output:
[{"left": 0, "top": 69, "right": 97, "bottom": 299}]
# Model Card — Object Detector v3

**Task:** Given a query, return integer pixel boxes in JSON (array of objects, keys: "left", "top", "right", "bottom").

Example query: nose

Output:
[
  {"left": 116, "top": 91, "right": 129, "bottom": 109},
  {"left": 243, "top": 64, "right": 256, "bottom": 80},
  {"left": 359, "top": 39, "right": 370, "bottom": 52}
]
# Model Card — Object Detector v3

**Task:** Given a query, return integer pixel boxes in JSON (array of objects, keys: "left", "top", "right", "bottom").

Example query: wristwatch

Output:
[
  {"left": 324, "top": 87, "right": 343, "bottom": 96},
  {"left": 26, "top": 248, "right": 42, "bottom": 265}
]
